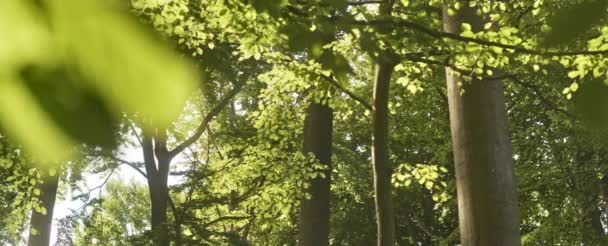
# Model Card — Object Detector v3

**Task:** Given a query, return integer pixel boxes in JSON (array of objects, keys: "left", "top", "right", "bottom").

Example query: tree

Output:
[
  {"left": 27, "top": 169, "right": 60, "bottom": 246},
  {"left": 8, "top": 0, "right": 608, "bottom": 245},
  {"left": 298, "top": 102, "right": 333, "bottom": 246},
  {"left": 137, "top": 81, "right": 243, "bottom": 245},
  {"left": 370, "top": 1, "right": 400, "bottom": 245},
  {"left": 442, "top": 5, "right": 521, "bottom": 246}
]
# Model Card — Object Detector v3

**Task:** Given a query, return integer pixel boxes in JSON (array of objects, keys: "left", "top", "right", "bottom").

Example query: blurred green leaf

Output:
[
  {"left": 317, "top": 51, "right": 353, "bottom": 83},
  {"left": 543, "top": 0, "right": 608, "bottom": 47},
  {"left": 49, "top": 0, "right": 198, "bottom": 128},
  {"left": 0, "top": 75, "right": 75, "bottom": 162},
  {"left": 0, "top": 0, "right": 198, "bottom": 162},
  {"left": 20, "top": 65, "right": 118, "bottom": 148},
  {"left": 573, "top": 78, "right": 608, "bottom": 132},
  {"left": 250, "top": 0, "right": 288, "bottom": 17},
  {"left": 0, "top": 0, "right": 52, "bottom": 68}
]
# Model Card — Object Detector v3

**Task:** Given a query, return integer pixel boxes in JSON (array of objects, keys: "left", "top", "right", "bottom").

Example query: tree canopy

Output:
[{"left": 2, "top": 0, "right": 608, "bottom": 245}]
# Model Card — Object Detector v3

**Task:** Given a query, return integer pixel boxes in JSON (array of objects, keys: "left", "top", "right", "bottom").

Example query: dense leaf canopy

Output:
[{"left": 2, "top": 0, "right": 608, "bottom": 245}]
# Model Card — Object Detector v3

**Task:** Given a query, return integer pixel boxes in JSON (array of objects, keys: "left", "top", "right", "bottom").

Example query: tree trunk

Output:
[
  {"left": 142, "top": 132, "right": 170, "bottom": 246},
  {"left": 148, "top": 171, "right": 169, "bottom": 246},
  {"left": 443, "top": 6, "right": 521, "bottom": 246},
  {"left": 372, "top": 58, "right": 397, "bottom": 246},
  {"left": 572, "top": 150, "right": 606, "bottom": 241},
  {"left": 28, "top": 170, "right": 60, "bottom": 246},
  {"left": 298, "top": 102, "right": 333, "bottom": 246},
  {"left": 371, "top": 1, "right": 398, "bottom": 244}
]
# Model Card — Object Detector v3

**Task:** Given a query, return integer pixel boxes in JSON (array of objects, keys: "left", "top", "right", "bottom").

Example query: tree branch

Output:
[
  {"left": 346, "top": 0, "right": 384, "bottom": 6},
  {"left": 402, "top": 54, "right": 576, "bottom": 119},
  {"left": 111, "top": 156, "right": 148, "bottom": 178},
  {"left": 142, "top": 132, "right": 158, "bottom": 176},
  {"left": 203, "top": 216, "right": 252, "bottom": 228},
  {"left": 505, "top": 75, "right": 577, "bottom": 119},
  {"left": 169, "top": 82, "right": 245, "bottom": 158},
  {"left": 320, "top": 74, "right": 373, "bottom": 111},
  {"left": 354, "top": 19, "right": 608, "bottom": 56}
]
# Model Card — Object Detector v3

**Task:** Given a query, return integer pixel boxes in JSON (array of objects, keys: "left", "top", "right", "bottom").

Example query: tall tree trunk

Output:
[
  {"left": 143, "top": 132, "right": 170, "bottom": 246},
  {"left": 372, "top": 58, "right": 397, "bottom": 246},
  {"left": 298, "top": 102, "right": 333, "bottom": 246},
  {"left": 28, "top": 170, "right": 60, "bottom": 246},
  {"left": 372, "top": 2, "right": 398, "bottom": 245},
  {"left": 443, "top": 5, "right": 521, "bottom": 246}
]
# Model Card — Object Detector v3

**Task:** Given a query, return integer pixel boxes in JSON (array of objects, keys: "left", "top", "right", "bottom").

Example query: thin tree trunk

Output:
[
  {"left": 28, "top": 170, "right": 60, "bottom": 246},
  {"left": 372, "top": 58, "right": 397, "bottom": 246},
  {"left": 298, "top": 102, "right": 333, "bottom": 246},
  {"left": 371, "top": 1, "right": 398, "bottom": 245},
  {"left": 443, "top": 5, "right": 521, "bottom": 246}
]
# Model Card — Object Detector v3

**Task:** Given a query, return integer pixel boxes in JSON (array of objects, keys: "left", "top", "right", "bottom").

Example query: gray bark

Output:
[
  {"left": 28, "top": 171, "right": 60, "bottom": 246},
  {"left": 298, "top": 102, "right": 333, "bottom": 246},
  {"left": 443, "top": 5, "right": 522, "bottom": 246},
  {"left": 143, "top": 132, "right": 170, "bottom": 246},
  {"left": 372, "top": 58, "right": 397, "bottom": 246}
]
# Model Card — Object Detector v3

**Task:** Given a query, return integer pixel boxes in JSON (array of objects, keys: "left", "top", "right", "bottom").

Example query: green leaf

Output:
[
  {"left": 573, "top": 79, "right": 608, "bottom": 131},
  {"left": 0, "top": 76, "right": 75, "bottom": 162},
  {"left": 0, "top": 0, "right": 199, "bottom": 161},
  {"left": 461, "top": 23, "right": 472, "bottom": 32},
  {"left": 20, "top": 66, "right": 118, "bottom": 148},
  {"left": 49, "top": 0, "right": 198, "bottom": 128},
  {"left": 432, "top": 193, "right": 439, "bottom": 201},
  {"left": 250, "top": 0, "right": 288, "bottom": 17},
  {"left": 543, "top": 0, "right": 608, "bottom": 47},
  {"left": 570, "top": 82, "right": 579, "bottom": 92}
]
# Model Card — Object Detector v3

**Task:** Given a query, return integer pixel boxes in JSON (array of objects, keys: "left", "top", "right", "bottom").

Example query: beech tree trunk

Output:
[
  {"left": 298, "top": 102, "right": 333, "bottom": 246},
  {"left": 28, "top": 171, "right": 60, "bottom": 246},
  {"left": 142, "top": 132, "right": 170, "bottom": 246},
  {"left": 443, "top": 5, "right": 521, "bottom": 246},
  {"left": 371, "top": 2, "right": 398, "bottom": 245},
  {"left": 372, "top": 58, "right": 397, "bottom": 246}
]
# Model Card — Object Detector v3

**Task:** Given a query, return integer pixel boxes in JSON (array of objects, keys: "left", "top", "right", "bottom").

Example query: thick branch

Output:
[
  {"left": 403, "top": 54, "right": 575, "bottom": 119},
  {"left": 354, "top": 19, "right": 608, "bottom": 56},
  {"left": 142, "top": 132, "right": 158, "bottom": 176},
  {"left": 169, "top": 82, "right": 245, "bottom": 158},
  {"left": 113, "top": 157, "right": 148, "bottom": 178},
  {"left": 346, "top": 0, "right": 384, "bottom": 6},
  {"left": 320, "top": 74, "right": 373, "bottom": 110}
]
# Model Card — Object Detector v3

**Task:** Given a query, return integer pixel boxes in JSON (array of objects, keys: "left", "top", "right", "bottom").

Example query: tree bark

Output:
[
  {"left": 28, "top": 170, "right": 60, "bottom": 246},
  {"left": 443, "top": 5, "right": 521, "bottom": 246},
  {"left": 372, "top": 58, "right": 397, "bottom": 246},
  {"left": 298, "top": 102, "right": 333, "bottom": 246},
  {"left": 142, "top": 131, "right": 170, "bottom": 246},
  {"left": 371, "top": 1, "right": 398, "bottom": 245}
]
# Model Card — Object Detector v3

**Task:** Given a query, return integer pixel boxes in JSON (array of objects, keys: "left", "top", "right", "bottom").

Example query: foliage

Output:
[
  {"left": 0, "top": 0, "right": 197, "bottom": 162},
  {"left": 3, "top": 0, "right": 608, "bottom": 245}
]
